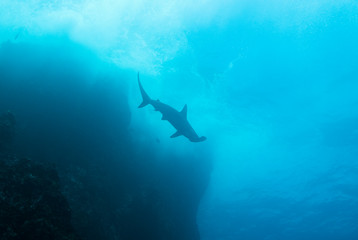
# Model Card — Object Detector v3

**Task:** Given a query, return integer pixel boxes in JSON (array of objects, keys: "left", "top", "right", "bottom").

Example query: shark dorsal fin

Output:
[
  {"left": 170, "top": 131, "right": 182, "bottom": 138},
  {"left": 180, "top": 104, "right": 187, "bottom": 119}
]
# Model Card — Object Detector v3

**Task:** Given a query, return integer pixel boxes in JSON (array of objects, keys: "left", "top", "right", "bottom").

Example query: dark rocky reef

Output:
[
  {"left": 1, "top": 112, "right": 80, "bottom": 239},
  {"left": 0, "top": 40, "right": 212, "bottom": 240},
  {"left": 0, "top": 155, "right": 81, "bottom": 240},
  {"left": 57, "top": 151, "right": 211, "bottom": 240}
]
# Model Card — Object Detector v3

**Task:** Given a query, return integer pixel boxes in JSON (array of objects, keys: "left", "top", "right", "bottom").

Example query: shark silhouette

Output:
[{"left": 138, "top": 73, "right": 206, "bottom": 142}]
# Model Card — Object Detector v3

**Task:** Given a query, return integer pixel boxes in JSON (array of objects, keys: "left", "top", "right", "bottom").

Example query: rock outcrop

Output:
[{"left": 0, "top": 40, "right": 212, "bottom": 240}]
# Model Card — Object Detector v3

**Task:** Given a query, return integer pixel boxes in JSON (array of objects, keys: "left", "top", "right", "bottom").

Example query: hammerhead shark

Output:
[{"left": 137, "top": 73, "right": 206, "bottom": 142}]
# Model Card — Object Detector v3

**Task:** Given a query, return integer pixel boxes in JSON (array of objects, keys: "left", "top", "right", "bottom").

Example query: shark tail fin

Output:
[{"left": 138, "top": 72, "right": 151, "bottom": 108}]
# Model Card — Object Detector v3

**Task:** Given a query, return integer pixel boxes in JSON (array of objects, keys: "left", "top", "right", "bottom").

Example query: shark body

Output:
[{"left": 137, "top": 73, "right": 206, "bottom": 142}]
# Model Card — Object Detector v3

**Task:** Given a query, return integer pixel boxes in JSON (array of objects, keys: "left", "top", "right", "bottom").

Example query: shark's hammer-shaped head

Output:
[{"left": 189, "top": 136, "right": 207, "bottom": 142}]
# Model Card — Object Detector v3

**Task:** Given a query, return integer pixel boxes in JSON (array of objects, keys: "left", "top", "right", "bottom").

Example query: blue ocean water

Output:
[{"left": 1, "top": 1, "right": 358, "bottom": 239}]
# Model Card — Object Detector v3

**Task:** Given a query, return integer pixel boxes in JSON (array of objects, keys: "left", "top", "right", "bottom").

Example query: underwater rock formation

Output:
[
  {"left": 0, "top": 156, "right": 81, "bottom": 240},
  {"left": 0, "top": 40, "right": 211, "bottom": 240},
  {"left": 119, "top": 156, "right": 212, "bottom": 240},
  {"left": 59, "top": 153, "right": 211, "bottom": 240},
  {"left": 0, "top": 111, "right": 16, "bottom": 152}
]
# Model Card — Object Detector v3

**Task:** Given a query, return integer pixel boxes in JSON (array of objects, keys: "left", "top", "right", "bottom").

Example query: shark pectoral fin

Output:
[
  {"left": 161, "top": 114, "right": 167, "bottom": 120},
  {"left": 180, "top": 104, "right": 187, "bottom": 119},
  {"left": 170, "top": 131, "right": 182, "bottom": 138}
]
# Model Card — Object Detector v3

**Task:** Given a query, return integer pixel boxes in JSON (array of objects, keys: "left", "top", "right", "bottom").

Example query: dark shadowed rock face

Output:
[
  {"left": 0, "top": 156, "right": 81, "bottom": 240},
  {"left": 0, "top": 41, "right": 212, "bottom": 240},
  {"left": 0, "top": 111, "right": 16, "bottom": 152},
  {"left": 119, "top": 157, "right": 212, "bottom": 240},
  {"left": 59, "top": 148, "right": 212, "bottom": 240}
]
